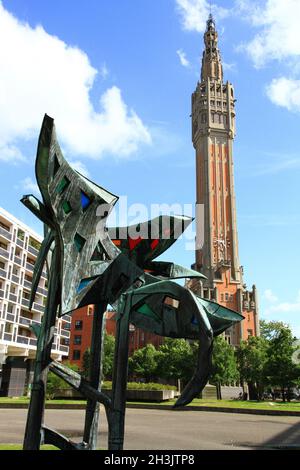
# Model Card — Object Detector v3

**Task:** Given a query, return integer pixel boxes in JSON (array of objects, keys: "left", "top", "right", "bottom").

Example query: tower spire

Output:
[{"left": 201, "top": 15, "right": 223, "bottom": 82}]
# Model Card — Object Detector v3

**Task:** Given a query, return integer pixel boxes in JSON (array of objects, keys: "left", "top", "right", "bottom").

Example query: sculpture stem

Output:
[{"left": 82, "top": 302, "right": 107, "bottom": 449}]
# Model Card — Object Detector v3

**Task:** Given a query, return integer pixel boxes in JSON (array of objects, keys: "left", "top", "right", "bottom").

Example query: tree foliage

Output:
[
  {"left": 81, "top": 333, "right": 115, "bottom": 381},
  {"left": 128, "top": 343, "right": 158, "bottom": 382},
  {"left": 46, "top": 361, "right": 79, "bottom": 399},
  {"left": 103, "top": 333, "right": 115, "bottom": 380},
  {"left": 210, "top": 336, "right": 239, "bottom": 398},
  {"left": 264, "top": 326, "right": 300, "bottom": 401},
  {"left": 236, "top": 336, "right": 268, "bottom": 400},
  {"left": 260, "top": 320, "right": 292, "bottom": 341},
  {"left": 156, "top": 338, "right": 197, "bottom": 385}
]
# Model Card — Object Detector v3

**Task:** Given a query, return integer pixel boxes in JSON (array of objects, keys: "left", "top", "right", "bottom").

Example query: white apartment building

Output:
[{"left": 0, "top": 207, "right": 71, "bottom": 396}]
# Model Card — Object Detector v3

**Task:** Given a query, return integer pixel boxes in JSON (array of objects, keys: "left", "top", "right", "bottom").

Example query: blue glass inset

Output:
[
  {"left": 77, "top": 279, "right": 92, "bottom": 293},
  {"left": 81, "top": 191, "right": 91, "bottom": 210}
]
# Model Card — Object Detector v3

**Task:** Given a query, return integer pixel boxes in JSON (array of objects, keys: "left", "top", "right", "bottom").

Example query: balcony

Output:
[
  {"left": 21, "top": 298, "right": 30, "bottom": 308},
  {"left": 6, "top": 313, "right": 15, "bottom": 322},
  {"left": 23, "top": 280, "right": 32, "bottom": 290},
  {"left": 16, "top": 238, "right": 24, "bottom": 248},
  {"left": 26, "top": 263, "right": 34, "bottom": 272},
  {"left": 11, "top": 274, "right": 20, "bottom": 284},
  {"left": 37, "top": 287, "right": 48, "bottom": 296},
  {"left": 0, "top": 268, "right": 6, "bottom": 279},
  {"left": 14, "top": 256, "right": 22, "bottom": 266},
  {"left": 0, "top": 226, "right": 12, "bottom": 240},
  {"left": 33, "top": 302, "right": 44, "bottom": 313},
  {"left": 17, "top": 335, "right": 30, "bottom": 345},
  {"left": 3, "top": 332, "right": 12, "bottom": 342},
  {"left": 0, "top": 247, "right": 9, "bottom": 260},
  {"left": 9, "top": 293, "right": 17, "bottom": 303},
  {"left": 19, "top": 316, "right": 32, "bottom": 326},
  {"left": 60, "top": 330, "right": 70, "bottom": 338},
  {"left": 28, "top": 245, "right": 39, "bottom": 256}
]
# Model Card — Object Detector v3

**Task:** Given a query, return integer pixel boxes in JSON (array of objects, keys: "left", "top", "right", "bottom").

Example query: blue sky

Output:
[{"left": 0, "top": 0, "right": 299, "bottom": 337}]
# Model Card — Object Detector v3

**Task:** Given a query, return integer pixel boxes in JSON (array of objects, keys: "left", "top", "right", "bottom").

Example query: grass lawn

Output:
[
  {"left": 0, "top": 444, "right": 58, "bottom": 450},
  {"left": 129, "top": 398, "right": 300, "bottom": 412},
  {"left": 1, "top": 396, "right": 300, "bottom": 412}
]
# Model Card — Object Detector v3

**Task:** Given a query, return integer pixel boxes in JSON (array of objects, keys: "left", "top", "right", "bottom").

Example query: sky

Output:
[{"left": 0, "top": 0, "right": 299, "bottom": 338}]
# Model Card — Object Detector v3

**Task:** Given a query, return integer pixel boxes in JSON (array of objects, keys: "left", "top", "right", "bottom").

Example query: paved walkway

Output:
[{"left": 0, "top": 408, "right": 300, "bottom": 450}]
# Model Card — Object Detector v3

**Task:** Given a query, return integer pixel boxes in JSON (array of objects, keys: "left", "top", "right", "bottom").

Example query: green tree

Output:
[
  {"left": 236, "top": 336, "right": 268, "bottom": 400},
  {"left": 81, "top": 348, "right": 91, "bottom": 379},
  {"left": 210, "top": 336, "right": 239, "bottom": 399},
  {"left": 103, "top": 334, "right": 115, "bottom": 380},
  {"left": 156, "top": 338, "right": 197, "bottom": 386},
  {"left": 260, "top": 320, "right": 292, "bottom": 341},
  {"left": 81, "top": 334, "right": 115, "bottom": 380},
  {"left": 265, "top": 326, "right": 300, "bottom": 402},
  {"left": 128, "top": 343, "right": 158, "bottom": 382}
]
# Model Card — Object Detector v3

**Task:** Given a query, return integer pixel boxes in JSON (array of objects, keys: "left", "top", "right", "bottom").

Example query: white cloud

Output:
[
  {"left": 176, "top": 49, "right": 190, "bottom": 67},
  {"left": 0, "top": 144, "right": 26, "bottom": 163},
  {"left": 223, "top": 61, "right": 236, "bottom": 72},
  {"left": 262, "top": 289, "right": 300, "bottom": 338},
  {"left": 70, "top": 160, "right": 90, "bottom": 177},
  {"left": 266, "top": 77, "right": 300, "bottom": 113},
  {"left": 100, "top": 63, "right": 109, "bottom": 80},
  {"left": 0, "top": 2, "right": 151, "bottom": 162},
  {"left": 265, "top": 290, "right": 300, "bottom": 314},
  {"left": 264, "top": 289, "right": 278, "bottom": 303},
  {"left": 175, "top": 0, "right": 230, "bottom": 33},
  {"left": 21, "top": 177, "right": 40, "bottom": 194},
  {"left": 238, "top": 0, "right": 300, "bottom": 68}
]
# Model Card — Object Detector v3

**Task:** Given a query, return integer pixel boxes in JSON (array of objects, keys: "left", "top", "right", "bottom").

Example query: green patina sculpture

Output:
[{"left": 22, "top": 114, "right": 243, "bottom": 450}]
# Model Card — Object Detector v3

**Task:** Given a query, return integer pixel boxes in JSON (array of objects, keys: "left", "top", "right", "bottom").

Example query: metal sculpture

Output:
[{"left": 22, "top": 114, "right": 243, "bottom": 450}]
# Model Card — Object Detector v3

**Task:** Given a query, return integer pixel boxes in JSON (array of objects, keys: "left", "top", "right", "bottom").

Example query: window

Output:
[
  {"left": 75, "top": 320, "right": 83, "bottom": 330},
  {"left": 225, "top": 293, "right": 229, "bottom": 301},
  {"left": 29, "top": 237, "right": 41, "bottom": 251},
  {"left": 74, "top": 335, "right": 82, "bottom": 345},
  {"left": 221, "top": 294, "right": 224, "bottom": 302},
  {"left": 17, "top": 229, "right": 25, "bottom": 241},
  {"left": 0, "top": 222, "right": 10, "bottom": 232},
  {"left": 72, "top": 350, "right": 81, "bottom": 360},
  {"left": 87, "top": 306, "right": 93, "bottom": 316}
]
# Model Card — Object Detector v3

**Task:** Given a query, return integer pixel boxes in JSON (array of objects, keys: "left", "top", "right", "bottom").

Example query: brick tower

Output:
[{"left": 189, "top": 15, "right": 259, "bottom": 345}]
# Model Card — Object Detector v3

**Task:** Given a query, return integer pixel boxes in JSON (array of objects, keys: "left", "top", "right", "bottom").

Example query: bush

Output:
[
  {"left": 101, "top": 381, "right": 176, "bottom": 391},
  {"left": 46, "top": 361, "right": 80, "bottom": 399}
]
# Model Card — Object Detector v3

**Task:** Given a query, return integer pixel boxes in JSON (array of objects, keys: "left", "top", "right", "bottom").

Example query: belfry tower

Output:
[{"left": 189, "top": 15, "right": 259, "bottom": 345}]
